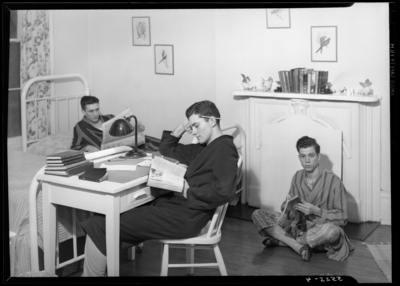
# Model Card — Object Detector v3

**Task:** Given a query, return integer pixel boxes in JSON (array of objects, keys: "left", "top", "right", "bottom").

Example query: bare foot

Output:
[{"left": 299, "top": 245, "right": 312, "bottom": 262}]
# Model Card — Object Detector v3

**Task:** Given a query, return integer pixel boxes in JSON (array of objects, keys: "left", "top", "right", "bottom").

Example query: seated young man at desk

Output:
[
  {"left": 71, "top": 95, "right": 145, "bottom": 152},
  {"left": 80, "top": 100, "right": 239, "bottom": 276},
  {"left": 251, "top": 136, "right": 354, "bottom": 262}
]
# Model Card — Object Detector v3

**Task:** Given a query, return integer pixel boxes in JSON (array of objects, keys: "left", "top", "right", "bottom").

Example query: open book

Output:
[
  {"left": 279, "top": 195, "right": 302, "bottom": 220},
  {"left": 147, "top": 156, "right": 187, "bottom": 193}
]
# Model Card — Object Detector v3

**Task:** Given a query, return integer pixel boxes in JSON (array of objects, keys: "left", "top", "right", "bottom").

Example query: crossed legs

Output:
[
  {"left": 260, "top": 225, "right": 312, "bottom": 261},
  {"left": 252, "top": 209, "right": 312, "bottom": 261}
]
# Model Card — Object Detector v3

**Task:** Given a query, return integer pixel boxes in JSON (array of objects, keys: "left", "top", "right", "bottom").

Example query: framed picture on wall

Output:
[
  {"left": 266, "top": 9, "right": 291, "bottom": 29},
  {"left": 132, "top": 17, "right": 151, "bottom": 46},
  {"left": 311, "top": 26, "right": 338, "bottom": 62},
  {"left": 154, "top": 45, "right": 174, "bottom": 75}
]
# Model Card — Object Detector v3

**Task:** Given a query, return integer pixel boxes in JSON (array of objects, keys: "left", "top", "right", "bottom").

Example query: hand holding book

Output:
[
  {"left": 279, "top": 195, "right": 302, "bottom": 220},
  {"left": 147, "top": 156, "right": 187, "bottom": 193},
  {"left": 294, "top": 201, "right": 322, "bottom": 217},
  {"left": 183, "top": 179, "right": 189, "bottom": 198}
]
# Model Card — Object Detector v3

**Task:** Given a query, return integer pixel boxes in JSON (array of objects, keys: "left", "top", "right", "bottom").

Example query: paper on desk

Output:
[
  {"left": 137, "top": 160, "right": 152, "bottom": 167},
  {"left": 100, "top": 163, "right": 137, "bottom": 171}
]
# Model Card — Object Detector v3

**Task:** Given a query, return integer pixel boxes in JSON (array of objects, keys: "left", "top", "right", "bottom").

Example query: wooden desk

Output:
[{"left": 37, "top": 154, "right": 154, "bottom": 277}]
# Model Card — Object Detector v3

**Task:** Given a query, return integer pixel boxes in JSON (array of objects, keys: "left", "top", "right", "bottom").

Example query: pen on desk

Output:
[{"left": 108, "top": 158, "right": 128, "bottom": 162}]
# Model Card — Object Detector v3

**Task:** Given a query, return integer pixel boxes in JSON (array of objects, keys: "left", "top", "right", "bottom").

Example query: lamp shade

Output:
[{"left": 109, "top": 119, "right": 134, "bottom": 137}]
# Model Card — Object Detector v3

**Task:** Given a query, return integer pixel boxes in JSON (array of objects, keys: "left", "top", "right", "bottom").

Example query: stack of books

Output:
[
  {"left": 278, "top": 68, "right": 329, "bottom": 94},
  {"left": 45, "top": 150, "right": 94, "bottom": 177}
]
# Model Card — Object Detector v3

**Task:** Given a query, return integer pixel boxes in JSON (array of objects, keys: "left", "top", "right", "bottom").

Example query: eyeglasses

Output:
[{"left": 200, "top": 116, "right": 221, "bottom": 120}]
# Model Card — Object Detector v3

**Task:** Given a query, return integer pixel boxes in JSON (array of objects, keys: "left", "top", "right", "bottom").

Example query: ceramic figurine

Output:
[
  {"left": 261, "top": 77, "right": 273, "bottom": 92},
  {"left": 321, "top": 82, "right": 333, "bottom": 94},
  {"left": 241, "top": 74, "right": 257, "bottom": 91},
  {"left": 274, "top": 81, "right": 282, "bottom": 92},
  {"left": 358, "top": 79, "right": 373, "bottom": 95},
  {"left": 340, "top": 87, "right": 348, "bottom": 95}
]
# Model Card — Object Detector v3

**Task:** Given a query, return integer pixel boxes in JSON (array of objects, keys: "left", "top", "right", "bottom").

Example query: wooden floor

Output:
[{"left": 54, "top": 217, "right": 392, "bottom": 283}]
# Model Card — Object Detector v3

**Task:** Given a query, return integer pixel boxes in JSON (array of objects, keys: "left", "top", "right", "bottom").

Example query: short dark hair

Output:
[
  {"left": 296, "top": 136, "right": 320, "bottom": 154},
  {"left": 185, "top": 100, "right": 221, "bottom": 126},
  {"left": 80, "top": 95, "right": 99, "bottom": 111}
]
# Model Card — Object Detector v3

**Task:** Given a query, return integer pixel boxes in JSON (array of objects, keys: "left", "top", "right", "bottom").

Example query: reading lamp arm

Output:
[{"left": 125, "top": 115, "right": 138, "bottom": 151}]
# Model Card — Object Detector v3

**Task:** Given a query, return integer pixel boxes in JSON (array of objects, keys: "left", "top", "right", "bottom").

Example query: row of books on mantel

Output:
[
  {"left": 278, "top": 68, "right": 329, "bottom": 95},
  {"left": 45, "top": 150, "right": 108, "bottom": 182}
]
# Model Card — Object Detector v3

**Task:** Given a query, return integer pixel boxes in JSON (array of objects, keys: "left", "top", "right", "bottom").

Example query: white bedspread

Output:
[{"left": 8, "top": 150, "right": 90, "bottom": 276}]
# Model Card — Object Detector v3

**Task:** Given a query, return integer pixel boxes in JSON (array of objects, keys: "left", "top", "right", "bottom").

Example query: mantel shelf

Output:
[{"left": 233, "top": 90, "right": 381, "bottom": 103}]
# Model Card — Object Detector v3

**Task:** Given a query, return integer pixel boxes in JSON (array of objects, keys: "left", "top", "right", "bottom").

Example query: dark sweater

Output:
[{"left": 159, "top": 131, "right": 239, "bottom": 210}]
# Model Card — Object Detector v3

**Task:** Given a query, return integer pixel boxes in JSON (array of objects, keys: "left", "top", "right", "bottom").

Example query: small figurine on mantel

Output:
[
  {"left": 321, "top": 82, "right": 334, "bottom": 94},
  {"left": 261, "top": 77, "right": 273, "bottom": 92},
  {"left": 358, "top": 79, "right": 373, "bottom": 95},
  {"left": 274, "top": 81, "right": 282, "bottom": 93},
  {"left": 241, "top": 74, "right": 257, "bottom": 91}
]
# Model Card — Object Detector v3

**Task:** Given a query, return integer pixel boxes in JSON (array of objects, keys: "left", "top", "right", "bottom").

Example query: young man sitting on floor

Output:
[{"left": 252, "top": 136, "right": 354, "bottom": 262}]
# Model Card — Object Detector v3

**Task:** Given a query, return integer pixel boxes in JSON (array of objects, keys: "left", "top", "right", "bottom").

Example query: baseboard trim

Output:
[{"left": 380, "top": 190, "right": 391, "bottom": 225}]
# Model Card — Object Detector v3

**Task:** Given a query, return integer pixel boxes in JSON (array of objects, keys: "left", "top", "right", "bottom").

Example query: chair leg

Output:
[
  {"left": 137, "top": 242, "right": 144, "bottom": 253},
  {"left": 127, "top": 242, "right": 144, "bottom": 260},
  {"left": 160, "top": 243, "right": 169, "bottom": 276},
  {"left": 127, "top": 246, "right": 135, "bottom": 260},
  {"left": 186, "top": 245, "right": 194, "bottom": 275},
  {"left": 213, "top": 244, "right": 227, "bottom": 276}
]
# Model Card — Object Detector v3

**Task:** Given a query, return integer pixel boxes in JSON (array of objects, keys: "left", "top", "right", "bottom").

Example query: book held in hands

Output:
[
  {"left": 279, "top": 195, "right": 302, "bottom": 220},
  {"left": 147, "top": 156, "right": 187, "bottom": 193}
]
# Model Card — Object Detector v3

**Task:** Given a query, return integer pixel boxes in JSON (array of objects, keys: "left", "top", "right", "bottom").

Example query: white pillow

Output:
[{"left": 27, "top": 131, "right": 73, "bottom": 156}]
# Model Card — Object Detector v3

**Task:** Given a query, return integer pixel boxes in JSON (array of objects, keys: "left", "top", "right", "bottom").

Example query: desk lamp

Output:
[{"left": 109, "top": 115, "right": 147, "bottom": 159}]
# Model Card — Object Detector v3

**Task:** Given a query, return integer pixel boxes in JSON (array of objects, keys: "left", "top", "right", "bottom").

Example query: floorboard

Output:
[
  {"left": 53, "top": 217, "right": 392, "bottom": 283},
  {"left": 226, "top": 204, "right": 381, "bottom": 241}
]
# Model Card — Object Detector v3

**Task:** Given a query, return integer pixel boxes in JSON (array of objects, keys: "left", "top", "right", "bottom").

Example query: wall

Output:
[
  {"left": 51, "top": 4, "right": 390, "bottom": 222},
  {"left": 52, "top": 10, "right": 91, "bottom": 133},
  {"left": 88, "top": 9, "right": 216, "bottom": 144},
  {"left": 214, "top": 4, "right": 390, "bottom": 223},
  {"left": 53, "top": 10, "right": 91, "bottom": 95}
]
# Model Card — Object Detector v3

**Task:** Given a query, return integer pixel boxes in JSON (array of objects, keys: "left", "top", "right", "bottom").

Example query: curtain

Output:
[{"left": 20, "top": 10, "right": 51, "bottom": 142}]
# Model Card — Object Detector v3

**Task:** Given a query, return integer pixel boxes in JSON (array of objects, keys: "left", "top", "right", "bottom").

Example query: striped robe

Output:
[
  {"left": 71, "top": 114, "right": 115, "bottom": 150},
  {"left": 252, "top": 168, "right": 354, "bottom": 261}
]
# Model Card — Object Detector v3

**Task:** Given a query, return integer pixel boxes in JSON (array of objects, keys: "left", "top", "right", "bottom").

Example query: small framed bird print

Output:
[
  {"left": 266, "top": 9, "right": 291, "bottom": 29},
  {"left": 132, "top": 17, "right": 151, "bottom": 46},
  {"left": 311, "top": 26, "right": 338, "bottom": 62},
  {"left": 155, "top": 45, "right": 174, "bottom": 75}
]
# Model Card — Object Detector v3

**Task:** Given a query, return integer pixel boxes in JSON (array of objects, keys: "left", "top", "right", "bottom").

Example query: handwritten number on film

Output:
[{"left": 306, "top": 276, "right": 343, "bottom": 282}]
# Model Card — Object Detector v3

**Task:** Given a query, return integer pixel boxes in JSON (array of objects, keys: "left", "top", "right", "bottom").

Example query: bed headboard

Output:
[{"left": 20, "top": 74, "right": 90, "bottom": 152}]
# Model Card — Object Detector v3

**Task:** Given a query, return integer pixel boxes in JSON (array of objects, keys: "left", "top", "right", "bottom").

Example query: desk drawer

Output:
[{"left": 120, "top": 184, "right": 154, "bottom": 213}]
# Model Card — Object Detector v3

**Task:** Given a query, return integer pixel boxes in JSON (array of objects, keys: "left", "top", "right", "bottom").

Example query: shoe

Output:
[
  {"left": 262, "top": 237, "right": 279, "bottom": 247},
  {"left": 299, "top": 245, "right": 313, "bottom": 262}
]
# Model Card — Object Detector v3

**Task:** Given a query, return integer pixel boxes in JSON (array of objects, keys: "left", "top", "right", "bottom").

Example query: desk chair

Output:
[
  {"left": 156, "top": 154, "right": 242, "bottom": 276},
  {"left": 124, "top": 124, "right": 246, "bottom": 270}
]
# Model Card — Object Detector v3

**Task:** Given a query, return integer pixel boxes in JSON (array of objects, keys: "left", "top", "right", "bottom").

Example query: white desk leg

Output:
[
  {"left": 42, "top": 183, "right": 57, "bottom": 275},
  {"left": 105, "top": 195, "right": 120, "bottom": 276}
]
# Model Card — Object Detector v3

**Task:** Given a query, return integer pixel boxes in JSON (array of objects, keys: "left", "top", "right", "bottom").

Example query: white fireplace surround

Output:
[{"left": 234, "top": 91, "right": 382, "bottom": 223}]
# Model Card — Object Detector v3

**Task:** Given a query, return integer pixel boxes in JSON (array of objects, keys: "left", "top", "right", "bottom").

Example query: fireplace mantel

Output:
[
  {"left": 233, "top": 90, "right": 381, "bottom": 103},
  {"left": 234, "top": 91, "right": 381, "bottom": 223}
]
